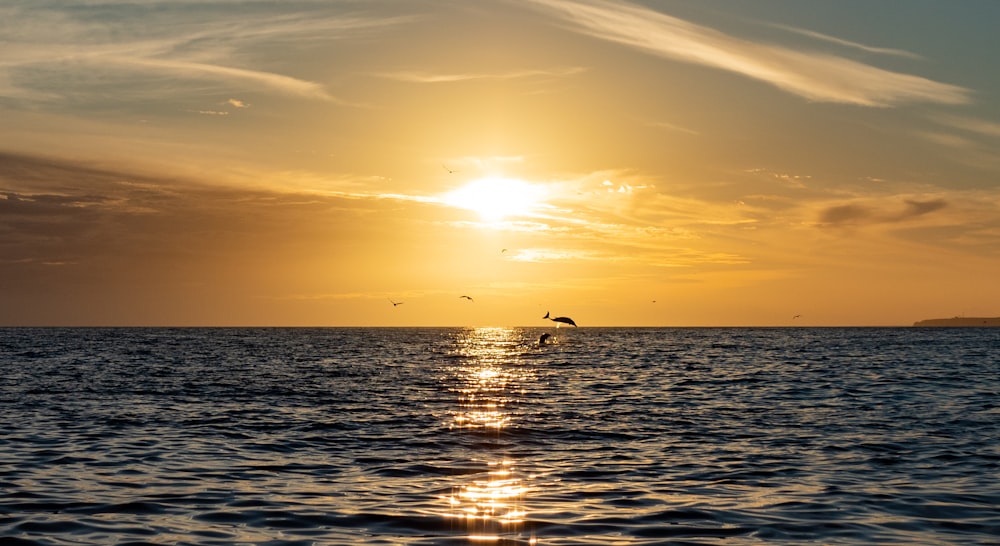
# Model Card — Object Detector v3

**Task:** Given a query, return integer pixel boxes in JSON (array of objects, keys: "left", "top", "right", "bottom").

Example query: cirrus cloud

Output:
[{"left": 523, "top": 0, "right": 970, "bottom": 107}]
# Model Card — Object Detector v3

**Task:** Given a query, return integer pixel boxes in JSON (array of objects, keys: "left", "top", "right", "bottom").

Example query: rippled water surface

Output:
[{"left": 1, "top": 327, "right": 999, "bottom": 545}]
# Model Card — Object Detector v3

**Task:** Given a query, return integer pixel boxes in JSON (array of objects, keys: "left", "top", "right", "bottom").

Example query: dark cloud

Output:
[
  {"left": 899, "top": 198, "right": 947, "bottom": 219},
  {"left": 819, "top": 204, "right": 871, "bottom": 226},
  {"left": 819, "top": 198, "right": 948, "bottom": 227},
  {"left": 0, "top": 152, "right": 178, "bottom": 259},
  {"left": 0, "top": 149, "right": 399, "bottom": 270},
  {"left": 0, "top": 150, "right": 401, "bottom": 324}
]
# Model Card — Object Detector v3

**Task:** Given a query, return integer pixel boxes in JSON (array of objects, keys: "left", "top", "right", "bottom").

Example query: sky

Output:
[{"left": 2, "top": 0, "right": 999, "bottom": 327}]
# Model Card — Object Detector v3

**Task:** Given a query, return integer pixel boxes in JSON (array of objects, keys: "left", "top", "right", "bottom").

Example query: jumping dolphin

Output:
[{"left": 543, "top": 311, "right": 577, "bottom": 327}]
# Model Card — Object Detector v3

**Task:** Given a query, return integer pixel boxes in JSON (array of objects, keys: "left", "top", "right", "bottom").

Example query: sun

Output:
[{"left": 443, "top": 177, "right": 547, "bottom": 222}]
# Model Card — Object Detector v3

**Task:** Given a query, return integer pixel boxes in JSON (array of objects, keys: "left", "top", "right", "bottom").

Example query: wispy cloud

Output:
[
  {"left": 505, "top": 248, "right": 598, "bottom": 262},
  {"left": 110, "top": 57, "right": 337, "bottom": 101},
  {"left": 917, "top": 120, "right": 1000, "bottom": 173},
  {"left": 933, "top": 115, "right": 1000, "bottom": 139},
  {"left": 0, "top": 4, "right": 407, "bottom": 105},
  {"left": 744, "top": 168, "right": 813, "bottom": 189},
  {"left": 523, "top": 0, "right": 969, "bottom": 106},
  {"left": 768, "top": 23, "right": 921, "bottom": 59},
  {"left": 645, "top": 120, "right": 700, "bottom": 136},
  {"left": 377, "top": 66, "right": 586, "bottom": 83}
]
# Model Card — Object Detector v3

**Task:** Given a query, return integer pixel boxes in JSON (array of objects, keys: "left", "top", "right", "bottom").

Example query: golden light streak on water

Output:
[
  {"left": 441, "top": 328, "right": 537, "bottom": 542},
  {"left": 447, "top": 327, "right": 534, "bottom": 432},
  {"left": 443, "top": 458, "right": 531, "bottom": 539}
]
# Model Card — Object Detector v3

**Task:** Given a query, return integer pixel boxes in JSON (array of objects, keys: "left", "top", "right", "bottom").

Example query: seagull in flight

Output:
[
  {"left": 543, "top": 311, "right": 577, "bottom": 327},
  {"left": 442, "top": 164, "right": 458, "bottom": 174},
  {"left": 389, "top": 299, "right": 403, "bottom": 307},
  {"left": 459, "top": 295, "right": 474, "bottom": 302},
  {"left": 793, "top": 314, "right": 801, "bottom": 319}
]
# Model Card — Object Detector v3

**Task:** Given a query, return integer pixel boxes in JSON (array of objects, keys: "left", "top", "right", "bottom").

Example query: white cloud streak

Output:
[
  {"left": 110, "top": 57, "right": 335, "bottom": 101},
  {"left": 934, "top": 115, "right": 1000, "bottom": 139},
  {"left": 378, "top": 66, "right": 587, "bottom": 83},
  {"left": 523, "top": 0, "right": 970, "bottom": 106},
  {"left": 645, "top": 120, "right": 699, "bottom": 135},
  {"left": 0, "top": 5, "right": 408, "bottom": 104},
  {"left": 768, "top": 24, "right": 921, "bottom": 59}
]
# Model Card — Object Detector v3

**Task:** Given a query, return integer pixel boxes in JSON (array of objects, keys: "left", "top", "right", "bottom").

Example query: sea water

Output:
[{"left": 1, "top": 327, "right": 998, "bottom": 545}]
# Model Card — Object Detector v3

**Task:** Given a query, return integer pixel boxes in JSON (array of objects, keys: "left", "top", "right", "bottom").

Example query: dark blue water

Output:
[{"left": 1, "top": 327, "right": 998, "bottom": 545}]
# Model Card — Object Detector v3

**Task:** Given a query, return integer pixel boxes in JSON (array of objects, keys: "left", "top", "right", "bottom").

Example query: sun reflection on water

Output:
[
  {"left": 444, "top": 459, "right": 529, "bottom": 524},
  {"left": 441, "top": 328, "right": 538, "bottom": 543},
  {"left": 446, "top": 328, "right": 534, "bottom": 432}
]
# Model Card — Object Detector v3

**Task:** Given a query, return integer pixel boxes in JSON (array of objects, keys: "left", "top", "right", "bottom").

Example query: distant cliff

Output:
[{"left": 913, "top": 317, "right": 1000, "bottom": 327}]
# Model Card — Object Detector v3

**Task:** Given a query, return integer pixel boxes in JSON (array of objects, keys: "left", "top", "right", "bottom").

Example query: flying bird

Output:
[
  {"left": 459, "top": 295, "right": 474, "bottom": 302},
  {"left": 442, "top": 164, "right": 458, "bottom": 174},
  {"left": 543, "top": 311, "right": 577, "bottom": 327},
  {"left": 389, "top": 299, "right": 404, "bottom": 307},
  {"left": 793, "top": 314, "right": 801, "bottom": 319}
]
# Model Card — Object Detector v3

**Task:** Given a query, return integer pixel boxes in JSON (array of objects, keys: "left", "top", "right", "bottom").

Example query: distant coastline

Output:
[{"left": 913, "top": 317, "right": 1000, "bottom": 327}]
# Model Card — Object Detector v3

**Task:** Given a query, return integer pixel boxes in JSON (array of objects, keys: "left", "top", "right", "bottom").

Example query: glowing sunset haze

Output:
[{"left": 2, "top": 1, "right": 998, "bottom": 326}]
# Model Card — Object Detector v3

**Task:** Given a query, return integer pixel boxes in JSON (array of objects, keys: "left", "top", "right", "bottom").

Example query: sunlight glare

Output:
[
  {"left": 443, "top": 177, "right": 547, "bottom": 222},
  {"left": 440, "top": 328, "right": 534, "bottom": 543}
]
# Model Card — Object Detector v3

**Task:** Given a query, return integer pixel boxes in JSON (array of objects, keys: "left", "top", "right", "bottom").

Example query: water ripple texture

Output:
[{"left": 1, "top": 327, "right": 999, "bottom": 544}]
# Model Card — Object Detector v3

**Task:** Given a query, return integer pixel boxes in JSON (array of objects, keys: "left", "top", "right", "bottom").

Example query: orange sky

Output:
[{"left": 2, "top": 1, "right": 999, "bottom": 326}]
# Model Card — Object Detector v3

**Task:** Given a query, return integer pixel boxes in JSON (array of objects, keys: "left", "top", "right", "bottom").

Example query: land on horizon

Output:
[{"left": 912, "top": 317, "right": 1000, "bottom": 327}]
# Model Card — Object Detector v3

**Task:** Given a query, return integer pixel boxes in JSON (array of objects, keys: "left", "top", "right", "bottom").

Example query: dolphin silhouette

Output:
[{"left": 543, "top": 311, "right": 577, "bottom": 327}]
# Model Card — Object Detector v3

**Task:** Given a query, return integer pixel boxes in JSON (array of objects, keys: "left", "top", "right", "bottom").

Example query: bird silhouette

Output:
[
  {"left": 442, "top": 164, "right": 458, "bottom": 174},
  {"left": 389, "top": 299, "right": 403, "bottom": 307},
  {"left": 459, "top": 295, "right": 474, "bottom": 302},
  {"left": 543, "top": 311, "right": 577, "bottom": 327}
]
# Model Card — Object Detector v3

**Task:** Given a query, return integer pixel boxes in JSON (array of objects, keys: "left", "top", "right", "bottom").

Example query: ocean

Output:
[{"left": 1, "top": 327, "right": 998, "bottom": 545}]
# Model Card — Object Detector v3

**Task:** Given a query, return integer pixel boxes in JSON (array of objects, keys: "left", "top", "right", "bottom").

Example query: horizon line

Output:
[{"left": 0, "top": 323, "right": 964, "bottom": 329}]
